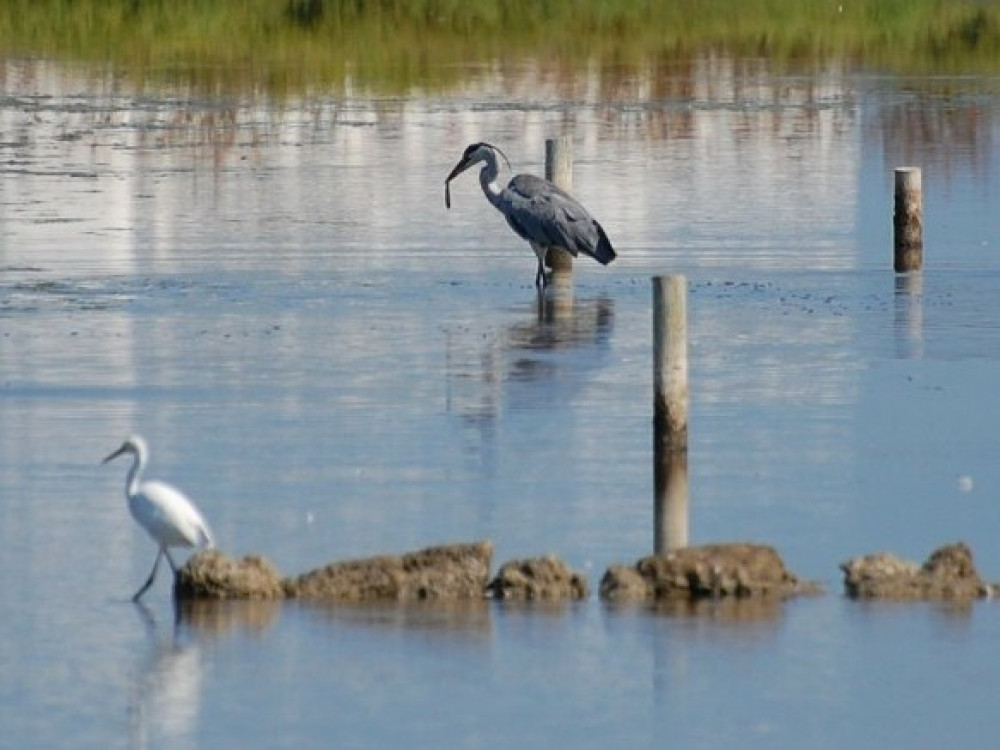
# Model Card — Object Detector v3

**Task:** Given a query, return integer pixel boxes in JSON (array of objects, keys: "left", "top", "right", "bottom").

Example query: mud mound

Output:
[{"left": 600, "top": 543, "right": 819, "bottom": 602}]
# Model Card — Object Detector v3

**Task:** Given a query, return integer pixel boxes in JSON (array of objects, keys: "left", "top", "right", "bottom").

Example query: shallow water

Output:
[{"left": 2, "top": 57, "right": 1000, "bottom": 748}]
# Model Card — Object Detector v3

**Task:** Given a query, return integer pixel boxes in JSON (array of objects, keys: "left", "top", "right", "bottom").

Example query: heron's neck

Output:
[{"left": 478, "top": 158, "right": 504, "bottom": 210}]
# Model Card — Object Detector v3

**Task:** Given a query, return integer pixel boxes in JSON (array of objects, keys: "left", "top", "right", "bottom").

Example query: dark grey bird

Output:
[{"left": 445, "top": 142, "right": 616, "bottom": 288}]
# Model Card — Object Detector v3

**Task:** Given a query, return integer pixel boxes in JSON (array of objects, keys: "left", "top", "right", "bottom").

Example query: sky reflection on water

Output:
[{"left": 2, "top": 57, "right": 1000, "bottom": 748}]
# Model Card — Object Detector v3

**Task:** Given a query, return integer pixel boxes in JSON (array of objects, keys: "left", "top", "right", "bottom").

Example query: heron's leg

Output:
[
  {"left": 132, "top": 548, "right": 164, "bottom": 602},
  {"left": 531, "top": 243, "right": 549, "bottom": 288},
  {"left": 535, "top": 259, "right": 549, "bottom": 288}
]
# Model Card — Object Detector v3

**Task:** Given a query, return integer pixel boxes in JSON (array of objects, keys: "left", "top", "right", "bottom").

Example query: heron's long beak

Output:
[
  {"left": 102, "top": 444, "right": 128, "bottom": 464},
  {"left": 445, "top": 157, "right": 472, "bottom": 184},
  {"left": 444, "top": 156, "right": 474, "bottom": 210}
]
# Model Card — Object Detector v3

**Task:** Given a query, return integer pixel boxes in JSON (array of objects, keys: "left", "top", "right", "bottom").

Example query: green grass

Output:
[{"left": 1, "top": 0, "right": 998, "bottom": 95}]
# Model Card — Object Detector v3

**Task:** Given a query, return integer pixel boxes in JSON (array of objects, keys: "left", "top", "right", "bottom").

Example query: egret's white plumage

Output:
[{"left": 103, "top": 435, "right": 214, "bottom": 601}]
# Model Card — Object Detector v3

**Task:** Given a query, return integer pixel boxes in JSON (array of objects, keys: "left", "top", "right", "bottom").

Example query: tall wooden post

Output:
[
  {"left": 653, "top": 276, "right": 688, "bottom": 452},
  {"left": 652, "top": 275, "right": 689, "bottom": 553},
  {"left": 544, "top": 137, "right": 574, "bottom": 278},
  {"left": 894, "top": 167, "right": 923, "bottom": 272}
]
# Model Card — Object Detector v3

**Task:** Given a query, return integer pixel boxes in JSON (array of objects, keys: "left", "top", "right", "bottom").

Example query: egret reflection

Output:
[{"left": 129, "top": 603, "right": 204, "bottom": 750}]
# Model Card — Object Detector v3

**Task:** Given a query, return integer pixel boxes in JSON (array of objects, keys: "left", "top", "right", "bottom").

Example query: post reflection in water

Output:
[
  {"left": 653, "top": 447, "right": 689, "bottom": 555},
  {"left": 893, "top": 272, "right": 924, "bottom": 359},
  {"left": 538, "top": 267, "right": 575, "bottom": 324}
]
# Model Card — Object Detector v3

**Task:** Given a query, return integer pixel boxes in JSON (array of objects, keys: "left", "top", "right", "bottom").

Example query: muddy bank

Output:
[
  {"left": 599, "top": 543, "right": 820, "bottom": 602},
  {"left": 175, "top": 543, "right": 594, "bottom": 602},
  {"left": 286, "top": 541, "right": 493, "bottom": 601},
  {"left": 175, "top": 542, "right": 494, "bottom": 601},
  {"left": 840, "top": 542, "right": 995, "bottom": 600},
  {"left": 176, "top": 540, "right": 998, "bottom": 606},
  {"left": 485, "top": 556, "right": 589, "bottom": 600},
  {"left": 174, "top": 551, "right": 285, "bottom": 600}
]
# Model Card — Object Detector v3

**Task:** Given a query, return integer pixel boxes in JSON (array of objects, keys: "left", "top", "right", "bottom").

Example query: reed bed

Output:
[{"left": 1, "top": 0, "right": 997, "bottom": 94}]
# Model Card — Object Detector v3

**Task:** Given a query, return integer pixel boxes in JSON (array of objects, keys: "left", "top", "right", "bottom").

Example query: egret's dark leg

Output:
[
  {"left": 164, "top": 549, "right": 179, "bottom": 574},
  {"left": 132, "top": 548, "right": 164, "bottom": 602}
]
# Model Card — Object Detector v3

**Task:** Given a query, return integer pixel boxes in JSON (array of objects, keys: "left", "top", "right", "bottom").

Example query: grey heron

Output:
[
  {"left": 103, "top": 435, "right": 214, "bottom": 601},
  {"left": 445, "top": 142, "right": 616, "bottom": 288}
]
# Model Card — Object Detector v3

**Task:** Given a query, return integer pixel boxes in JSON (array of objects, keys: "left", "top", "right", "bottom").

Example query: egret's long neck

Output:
[
  {"left": 125, "top": 452, "right": 143, "bottom": 498},
  {"left": 478, "top": 153, "right": 504, "bottom": 210}
]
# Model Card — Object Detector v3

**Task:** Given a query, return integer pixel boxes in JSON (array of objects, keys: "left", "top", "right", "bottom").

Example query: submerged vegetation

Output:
[{"left": 1, "top": 0, "right": 998, "bottom": 94}]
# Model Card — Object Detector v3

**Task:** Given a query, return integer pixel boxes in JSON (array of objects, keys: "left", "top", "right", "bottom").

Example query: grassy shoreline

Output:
[{"left": 1, "top": 0, "right": 998, "bottom": 94}]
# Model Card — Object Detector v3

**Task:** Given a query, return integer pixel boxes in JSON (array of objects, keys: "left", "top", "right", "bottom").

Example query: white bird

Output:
[{"left": 103, "top": 435, "right": 214, "bottom": 601}]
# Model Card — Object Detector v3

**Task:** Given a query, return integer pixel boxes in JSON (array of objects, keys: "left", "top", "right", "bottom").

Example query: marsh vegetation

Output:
[{"left": 1, "top": 0, "right": 998, "bottom": 94}]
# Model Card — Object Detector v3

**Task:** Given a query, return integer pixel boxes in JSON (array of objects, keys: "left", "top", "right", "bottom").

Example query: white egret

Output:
[{"left": 103, "top": 435, "right": 214, "bottom": 601}]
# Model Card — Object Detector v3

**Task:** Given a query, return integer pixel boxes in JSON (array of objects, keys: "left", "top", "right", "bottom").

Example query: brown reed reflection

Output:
[
  {"left": 651, "top": 596, "right": 785, "bottom": 627},
  {"left": 3, "top": 56, "right": 995, "bottom": 193},
  {"left": 295, "top": 599, "right": 494, "bottom": 643},
  {"left": 176, "top": 598, "right": 282, "bottom": 638}
]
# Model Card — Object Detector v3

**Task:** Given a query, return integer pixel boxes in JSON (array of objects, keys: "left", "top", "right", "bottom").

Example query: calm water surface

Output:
[{"left": 2, "top": 58, "right": 1000, "bottom": 748}]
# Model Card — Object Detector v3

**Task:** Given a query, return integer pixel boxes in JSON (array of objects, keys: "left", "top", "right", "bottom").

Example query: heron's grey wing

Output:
[{"left": 504, "top": 175, "right": 615, "bottom": 264}]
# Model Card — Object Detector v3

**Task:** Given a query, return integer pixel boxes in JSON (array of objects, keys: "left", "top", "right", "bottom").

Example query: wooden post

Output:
[
  {"left": 652, "top": 275, "right": 688, "bottom": 452},
  {"left": 544, "top": 137, "right": 574, "bottom": 277},
  {"left": 653, "top": 275, "right": 689, "bottom": 553},
  {"left": 894, "top": 167, "right": 923, "bottom": 272}
]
